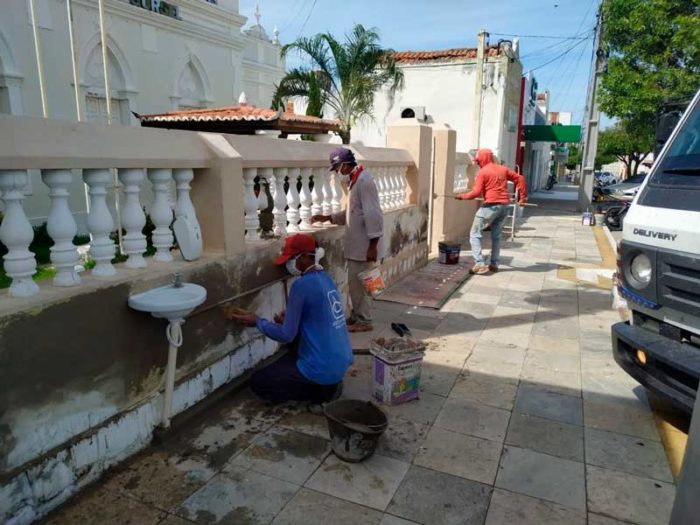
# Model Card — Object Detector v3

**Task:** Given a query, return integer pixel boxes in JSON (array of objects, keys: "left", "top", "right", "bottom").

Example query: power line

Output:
[
  {"left": 296, "top": 0, "right": 317, "bottom": 38},
  {"left": 280, "top": 0, "right": 308, "bottom": 33},
  {"left": 490, "top": 31, "right": 591, "bottom": 40},
  {"left": 525, "top": 38, "right": 589, "bottom": 74},
  {"left": 551, "top": 36, "right": 592, "bottom": 112}
]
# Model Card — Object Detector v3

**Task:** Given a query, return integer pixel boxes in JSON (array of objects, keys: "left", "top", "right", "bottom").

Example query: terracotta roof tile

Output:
[
  {"left": 391, "top": 46, "right": 501, "bottom": 64},
  {"left": 139, "top": 105, "right": 280, "bottom": 123}
]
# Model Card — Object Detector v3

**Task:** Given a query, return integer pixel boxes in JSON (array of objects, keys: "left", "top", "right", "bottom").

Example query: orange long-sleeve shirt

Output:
[{"left": 458, "top": 149, "right": 527, "bottom": 204}]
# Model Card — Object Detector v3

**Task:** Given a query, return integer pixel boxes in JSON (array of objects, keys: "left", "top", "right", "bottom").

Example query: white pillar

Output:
[
  {"left": 321, "top": 168, "right": 332, "bottom": 216},
  {"left": 147, "top": 168, "right": 174, "bottom": 262},
  {"left": 311, "top": 167, "right": 324, "bottom": 218},
  {"left": 41, "top": 169, "right": 81, "bottom": 286},
  {"left": 242, "top": 167, "right": 260, "bottom": 241},
  {"left": 83, "top": 168, "right": 116, "bottom": 276},
  {"left": 173, "top": 168, "right": 197, "bottom": 221},
  {"left": 376, "top": 166, "right": 388, "bottom": 210},
  {"left": 271, "top": 167, "right": 288, "bottom": 236},
  {"left": 299, "top": 167, "right": 313, "bottom": 230},
  {"left": 286, "top": 167, "right": 301, "bottom": 233},
  {"left": 0, "top": 170, "right": 39, "bottom": 297},
  {"left": 330, "top": 171, "right": 342, "bottom": 215},
  {"left": 118, "top": 168, "right": 147, "bottom": 268}
]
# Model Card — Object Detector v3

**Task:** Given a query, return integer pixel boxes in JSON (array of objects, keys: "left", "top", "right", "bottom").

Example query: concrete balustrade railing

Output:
[{"left": 454, "top": 152, "right": 471, "bottom": 193}]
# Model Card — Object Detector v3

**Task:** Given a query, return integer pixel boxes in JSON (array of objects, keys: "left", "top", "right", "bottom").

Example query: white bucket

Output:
[{"left": 358, "top": 266, "right": 386, "bottom": 297}]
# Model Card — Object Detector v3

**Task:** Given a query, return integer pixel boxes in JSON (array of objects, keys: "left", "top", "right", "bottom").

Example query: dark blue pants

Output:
[{"left": 250, "top": 351, "right": 340, "bottom": 404}]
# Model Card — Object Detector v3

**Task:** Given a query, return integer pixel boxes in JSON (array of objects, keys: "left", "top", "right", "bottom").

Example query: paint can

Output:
[
  {"left": 438, "top": 242, "right": 461, "bottom": 264},
  {"left": 358, "top": 266, "right": 386, "bottom": 297}
]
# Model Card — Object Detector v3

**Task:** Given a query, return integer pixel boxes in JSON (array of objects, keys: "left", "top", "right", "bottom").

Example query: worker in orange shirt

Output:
[{"left": 456, "top": 148, "right": 527, "bottom": 275}]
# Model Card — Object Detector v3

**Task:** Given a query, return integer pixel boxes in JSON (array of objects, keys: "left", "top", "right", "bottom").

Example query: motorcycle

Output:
[
  {"left": 604, "top": 197, "right": 631, "bottom": 231},
  {"left": 544, "top": 173, "right": 557, "bottom": 190}
]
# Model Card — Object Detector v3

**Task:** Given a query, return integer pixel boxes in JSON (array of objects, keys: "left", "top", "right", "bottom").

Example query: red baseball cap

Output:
[{"left": 274, "top": 234, "right": 317, "bottom": 265}]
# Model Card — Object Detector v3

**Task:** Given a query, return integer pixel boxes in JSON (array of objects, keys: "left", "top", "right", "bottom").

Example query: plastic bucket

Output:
[
  {"left": 358, "top": 266, "right": 386, "bottom": 297},
  {"left": 324, "top": 400, "right": 388, "bottom": 462},
  {"left": 438, "top": 242, "right": 461, "bottom": 264}
]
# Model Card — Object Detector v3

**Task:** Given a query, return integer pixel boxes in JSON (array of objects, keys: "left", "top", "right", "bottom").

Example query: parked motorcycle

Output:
[
  {"left": 545, "top": 173, "right": 557, "bottom": 190},
  {"left": 604, "top": 197, "right": 631, "bottom": 231}
]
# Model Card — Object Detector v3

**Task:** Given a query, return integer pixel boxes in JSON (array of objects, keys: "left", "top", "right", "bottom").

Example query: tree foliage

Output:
[
  {"left": 596, "top": 122, "right": 654, "bottom": 177},
  {"left": 599, "top": 0, "right": 699, "bottom": 129},
  {"left": 272, "top": 25, "right": 404, "bottom": 144}
]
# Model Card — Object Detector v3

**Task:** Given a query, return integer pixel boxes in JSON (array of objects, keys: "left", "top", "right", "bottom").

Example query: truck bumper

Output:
[{"left": 612, "top": 322, "right": 700, "bottom": 414}]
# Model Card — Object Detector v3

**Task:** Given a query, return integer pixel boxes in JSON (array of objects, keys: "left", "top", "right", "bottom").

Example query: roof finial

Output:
[
  {"left": 272, "top": 25, "right": 280, "bottom": 45},
  {"left": 254, "top": 2, "right": 261, "bottom": 26},
  {"left": 238, "top": 92, "right": 248, "bottom": 106}
]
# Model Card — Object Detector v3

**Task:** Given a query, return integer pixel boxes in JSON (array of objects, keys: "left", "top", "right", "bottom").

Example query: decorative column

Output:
[
  {"left": 242, "top": 167, "right": 260, "bottom": 240},
  {"left": 257, "top": 169, "right": 271, "bottom": 236},
  {"left": 83, "top": 169, "right": 116, "bottom": 276},
  {"left": 321, "top": 168, "right": 332, "bottom": 216},
  {"left": 392, "top": 167, "right": 402, "bottom": 208},
  {"left": 271, "top": 167, "right": 288, "bottom": 236},
  {"left": 41, "top": 169, "right": 81, "bottom": 286},
  {"left": 286, "top": 168, "right": 301, "bottom": 233},
  {"left": 118, "top": 168, "right": 147, "bottom": 269},
  {"left": 330, "top": 170, "right": 342, "bottom": 214},
  {"left": 385, "top": 167, "right": 395, "bottom": 210},
  {"left": 173, "top": 168, "right": 197, "bottom": 221},
  {"left": 310, "top": 167, "right": 324, "bottom": 219},
  {"left": 399, "top": 166, "right": 409, "bottom": 207},
  {"left": 0, "top": 170, "right": 39, "bottom": 297},
  {"left": 298, "top": 167, "right": 313, "bottom": 230},
  {"left": 147, "top": 168, "right": 175, "bottom": 262},
  {"left": 376, "top": 166, "right": 387, "bottom": 210}
]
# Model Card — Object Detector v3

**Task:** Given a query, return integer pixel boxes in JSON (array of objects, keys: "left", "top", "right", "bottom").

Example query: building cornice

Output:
[{"left": 241, "top": 59, "right": 283, "bottom": 74}]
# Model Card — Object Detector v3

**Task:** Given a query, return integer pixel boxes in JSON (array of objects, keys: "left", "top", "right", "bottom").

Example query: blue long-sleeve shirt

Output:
[{"left": 255, "top": 270, "right": 353, "bottom": 385}]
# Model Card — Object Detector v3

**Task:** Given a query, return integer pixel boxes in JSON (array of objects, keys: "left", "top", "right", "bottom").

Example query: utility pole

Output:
[
  {"left": 473, "top": 29, "right": 487, "bottom": 151},
  {"left": 578, "top": 7, "right": 605, "bottom": 210}
]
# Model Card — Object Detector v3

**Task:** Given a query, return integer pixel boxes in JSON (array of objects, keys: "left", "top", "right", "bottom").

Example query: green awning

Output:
[{"left": 523, "top": 125, "right": 581, "bottom": 143}]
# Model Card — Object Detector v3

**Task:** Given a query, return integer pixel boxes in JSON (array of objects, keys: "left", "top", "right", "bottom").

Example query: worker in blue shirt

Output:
[{"left": 228, "top": 234, "right": 353, "bottom": 404}]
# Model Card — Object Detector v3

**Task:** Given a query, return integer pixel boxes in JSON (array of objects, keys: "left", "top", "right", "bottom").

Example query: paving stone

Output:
[
  {"left": 514, "top": 384, "right": 582, "bottom": 425},
  {"left": 276, "top": 409, "right": 329, "bottom": 439},
  {"left": 527, "top": 335, "right": 579, "bottom": 355},
  {"left": 485, "top": 488, "right": 587, "bottom": 525},
  {"left": 496, "top": 446, "right": 586, "bottom": 511},
  {"left": 376, "top": 417, "right": 430, "bottom": 463},
  {"left": 583, "top": 393, "right": 659, "bottom": 440},
  {"left": 520, "top": 368, "right": 582, "bottom": 397},
  {"left": 584, "top": 428, "right": 673, "bottom": 482},
  {"left": 379, "top": 515, "right": 420, "bottom": 525},
  {"left": 457, "top": 291, "right": 502, "bottom": 305},
  {"left": 419, "top": 362, "right": 461, "bottom": 397},
  {"left": 156, "top": 515, "right": 193, "bottom": 525},
  {"left": 505, "top": 412, "right": 584, "bottom": 462},
  {"left": 227, "top": 427, "right": 330, "bottom": 485},
  {"left": 586, "top": 513, "right": 632, "bottom": 525},
  {"left": 465, "top": 352, "right": 524, "bottom": 382},
  {"left": 384, "top": 391, "right": 445, "bottom": 425},
  {"left": 271, "top": 488, "right": 383, "bottom": 525},
  {"left": 434, "top": 397, "right": 511, "bottom": 442},
  {"left": 387, "top": 466, "right": 492, "bottom": 525},
  {"left": 586, "top": 465, "right": 675, "bottom": 525},
  {"left": 305, "top": 453, "right": 410, "bottom": 511},
  {"left": 414, "top": 427, "right": 502, "bottom": 484},
  {"left": 523, "top": 351, "right": 580, "bottom": 374},
  {"left": 450, "top": 369, "right": 518, "bottom": 410},
  {"left": 498, "top": 291, "right": 541, "bottom": 311},
  {"left": 448, "top": 300, "right": 498, "bottom": 318}
]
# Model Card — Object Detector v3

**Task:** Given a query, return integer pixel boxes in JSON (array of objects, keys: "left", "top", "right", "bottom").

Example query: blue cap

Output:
[{"left": 328, "top": 147, "right": 356, "bottom": 171}]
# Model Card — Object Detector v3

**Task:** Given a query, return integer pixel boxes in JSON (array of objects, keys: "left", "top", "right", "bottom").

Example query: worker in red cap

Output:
[
  {"left": 311, "top": 147, "right": 384, "bottom": 333},
  {"left": 456, "top": 148, "right": 527, "bottom": 274},
  {"left": 228, "top": 233, "right": 352, "bottom": 404}
]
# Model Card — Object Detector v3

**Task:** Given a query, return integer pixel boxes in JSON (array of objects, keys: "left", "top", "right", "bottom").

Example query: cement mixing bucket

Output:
[{"left": 324, "top": 399, "right": 388, "bottom": 462}]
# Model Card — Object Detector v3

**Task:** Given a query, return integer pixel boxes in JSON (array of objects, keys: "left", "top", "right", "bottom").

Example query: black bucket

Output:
[
  {"left": 323, "top": 399, "right": 388, "bottom": 463},
  {"left": 438, "top": 242, "right": 461, "bottom": 264}
]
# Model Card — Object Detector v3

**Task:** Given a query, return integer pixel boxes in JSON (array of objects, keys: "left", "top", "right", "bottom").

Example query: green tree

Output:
[
  {"left": 565, "top": 144, "right": 581, "bottom": 171},
  {"left": 272, "top": 25, "right": 404, "bottom": 144},
  {"left": 596, "top": 121, "right": 654, "bottom": 177},
  {"left": 599, "top": 0, "right": 699, "bottom": 130}
]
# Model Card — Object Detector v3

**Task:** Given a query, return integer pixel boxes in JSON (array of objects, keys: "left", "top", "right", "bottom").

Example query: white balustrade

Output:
[
  {"left": 271, "top": 167, "right": 288, "bottom": 236},
  {"left": 395, "top": 166, "right": 405, "bottom": 208},
  {"left": 242, "top": 167, "right": 260, "bottom": 240},
  {"left": 310, "top": 167, "right": 324, "bottom": 218},
  {"left": 376, "top": 166, "right": 387, "bottom": 210},
  {"left": 257, "top": 169, "right": 271, "bottom": 236},
  {"left": 286, "top": 167, "right": 301, "bottom": 233},
  {"left": 298, "top": 167, "right": 313, "bottom": 230},
  {"left": 387, "top": 167, "right": 398, "bottom": 210},
  {"left": 41, "top": 169, "right": 81, "bottom": 286},
  {"left": 0, "top": 170, "right": 39, "bottom": 297},
  {"left": 173, "top": 168, "right": 197, "bottom": 222},
  {"left": 83, "top": 169, "right": 116, "bottom": 276},
  {"left": 147, "top": 169, "right": 175, "bottom": 262},
  {"left": 320, "top": 169, "right": 332, "bottom": 216},
  {"left": 330, "top": 171, "right": 342, "bottom": 215},
  {"left": 118, "top": 168, "right": 147, "bottom": 268}
]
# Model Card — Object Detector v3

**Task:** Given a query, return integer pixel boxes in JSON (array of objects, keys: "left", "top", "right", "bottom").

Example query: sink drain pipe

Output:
[{"left": 162, "top": 319, "right": 184, "bottom": 429}]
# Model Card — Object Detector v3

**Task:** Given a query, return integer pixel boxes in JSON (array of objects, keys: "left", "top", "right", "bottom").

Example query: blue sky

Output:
[{"left": 240, "top": 0, "right": 605, "bottom": 126}]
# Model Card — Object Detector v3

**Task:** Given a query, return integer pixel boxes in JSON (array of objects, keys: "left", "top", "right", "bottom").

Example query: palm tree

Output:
[{"left": 272, "top": 25, "right": 404, "bottom": 144}]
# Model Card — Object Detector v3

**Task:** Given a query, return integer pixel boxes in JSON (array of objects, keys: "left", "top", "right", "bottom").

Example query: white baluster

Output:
[
  {"left": 310, "top": 167, "right": 324, "bottom": 219},
  {"left": 173, "top": 168, "right": 197, "bottom": 221},
  {"left": 321, "top": 169, "right": 332, "bottom": 216},
  {"left": 298, "top": 167, "right": 313, "bottom": 230},
  {"left": 0, "top": 170, "right": 39, "bottom": 297},
  {"left": 147, "top": 168, "right": 174, "bottom": 262},
  {"left": 257, "top": 168, "right": 271, "bottom": 236},
  {"left": 393, "top": 167, "right": 402, "bottom": 208},
  {"left": 118, "top": 168, "right": 147, "bottom": 269},
  {"left": 330, "top": 170, "right": 342, "bottom": 215},
  {"left": 386, "top": 167, "right": 396, "bottom": 210},
  {"left": 83, "top": 169, "right": 116, "bottom": 276},
  {"left": 376, "top": 166, "right": 387, "bottom": 210},
  {"left": 399, "top": 166, "right": 408, "bottom": 207},
  {"left": 41, "top": 169, "right": 81, "bottom": 286},
  {"left": 286, "top": 168, "right": 301, "bottom": 233},
  {"left": 242, "top": 167, "right": 260, "bottom": 241},
  {"left": 272, "top": 167, "right": 288, "bottom": 236}
]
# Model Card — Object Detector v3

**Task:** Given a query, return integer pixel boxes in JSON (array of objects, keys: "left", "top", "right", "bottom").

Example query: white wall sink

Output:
[{"left": 128, "top": 282, "right": 207, "bottom": 320}]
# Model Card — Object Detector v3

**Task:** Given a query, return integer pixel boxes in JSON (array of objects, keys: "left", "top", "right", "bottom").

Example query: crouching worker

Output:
[{"left": 228, "top": 233, "right": 353, "bottom": 404}]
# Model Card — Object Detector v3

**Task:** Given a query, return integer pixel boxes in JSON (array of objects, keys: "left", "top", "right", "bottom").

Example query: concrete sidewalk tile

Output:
[
  {"left": 379, "top": 515, "right": 420, "bottom": 525},
  {"left": 434, "top": 398, "right": 511, "bottom": 443},
  {"left": 450, "top": 370, "right": 518, "bottom": 410},
  {"left": 495, "top": 446, "right": 586, "bottom": 511},
  {"left": 587, "top": 513, "right": 633, "bottom": 525},
  {"left": 523, "top": 351, "right": 580, "bottom": 374},
  {"left": 584, "top": 428, "right": 673, "bottom": 482},
  {"left": 586, "top": 465, "right": 675, "bottom": 525},
  {"left": 175, "top": 469, "right": 297, "bottom": 524},
  {"left": 271, "top": 488, "right": 383, "bottom": 525},
  {"left": 419, "top": 363, "right": 461, "bottom": 397},
  {"left": 276, "top": 410, "right": 329, "bottom": 440},
  {"left": 527, "top": 335, "right": 579, "bottom": 355},
  {"left": 414, "top": 427, "right": 502, "bottom": 484},
  {"left": 448, "top": 300, "right": 498, "bottom": 318},
  {"left": 305, "top": 453, "right": 410, "bottom": 511},
  {"left": 514, "top": 384, "right": 583, "bottom": 426},
  {"left": 520, "top": 368, "right": 582, "bottom": 397},
  {"left": 387, "top": 466, "right": 492, "bottom": 525},
  {"left": 385, "top": 392, "right": 446, "bottom": 425},
  {"left": 505, "top": 413, "right": 584, "bottom": 462},
  {"left": 377, "top": 418, "right": 430, "bottom": 463},
  {"left": 156, "top": 515, "right": 193, "bottom": 525},
  {"left": 583, "top": 393, "right": 659, "bottom": 441},
  {"left": 227, "top": 427, "right": 330, "bottom": 485},
  {"left": 485, "top": 488, "right": 587, "bottom": 525},
  {"left": 498, "top": 291, "right": 541, "bottom": 311}
]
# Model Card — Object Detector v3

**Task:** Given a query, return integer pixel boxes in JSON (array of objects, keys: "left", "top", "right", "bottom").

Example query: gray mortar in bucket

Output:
[{"left": 323, "top": 399, "right": 388, "bottom": 462}]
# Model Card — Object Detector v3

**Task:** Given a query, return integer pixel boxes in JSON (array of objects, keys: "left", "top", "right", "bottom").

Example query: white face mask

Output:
[
  {"left": 314, "top": 247, "right": 325, "bottom": 266},
  {"left": 285, "top": 257, "right": 301, "bottom": 276}
]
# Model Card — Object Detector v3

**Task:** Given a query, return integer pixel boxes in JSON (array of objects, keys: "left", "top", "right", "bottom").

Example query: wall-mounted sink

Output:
[{"left": 128, "top": 282, "right": 207, "bottom": 320}]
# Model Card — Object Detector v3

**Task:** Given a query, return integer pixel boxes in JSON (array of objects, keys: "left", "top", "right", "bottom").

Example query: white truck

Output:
[{"left": 612, "top": 89, "right": 700, "bottom": 414}]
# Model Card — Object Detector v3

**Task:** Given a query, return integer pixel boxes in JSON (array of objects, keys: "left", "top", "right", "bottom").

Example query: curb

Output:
[{"left": 602, "top": 224, "right": 618, "bottom": 254}]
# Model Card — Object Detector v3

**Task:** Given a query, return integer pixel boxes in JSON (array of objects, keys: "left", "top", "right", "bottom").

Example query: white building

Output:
[
  {"left": 353, "top": 41, "right": 523, "bottom": 169},
  {"left": 0, "top": 0, "right": 285, "bottom": 227},
  {"left": 521, "top": 76, "right": 554, "bottom": 193}
]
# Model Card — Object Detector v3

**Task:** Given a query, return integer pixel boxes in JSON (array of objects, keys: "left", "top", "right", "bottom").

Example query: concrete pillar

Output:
[
  {"left": 386, "top": 119, "right": 432, "bottom": 210},
  {"left": 431, "top": 124, "right": 456, "bottom": 253},
  {"left": 670, "top": 393, "right": 700, "bottom": 523}
]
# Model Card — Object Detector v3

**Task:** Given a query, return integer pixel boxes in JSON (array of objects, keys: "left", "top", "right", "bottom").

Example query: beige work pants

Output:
[{"left": 347, "top": 259, "right": 373, "bottom": 324}]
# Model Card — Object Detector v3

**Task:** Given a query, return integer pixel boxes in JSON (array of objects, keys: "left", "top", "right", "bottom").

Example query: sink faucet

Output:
[{"left": 172, "top": 272, "right": 183, "bottom": 288}]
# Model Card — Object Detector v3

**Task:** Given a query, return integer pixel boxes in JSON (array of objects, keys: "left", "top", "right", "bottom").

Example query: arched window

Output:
[
  {"left": 176, "top": 61, "right": 207, "bottom": 110},
  {"left": 0, "top": 31, "right": 22, "bottom": 115},
  {"left": 82, "top": 40, "right": 132, "bottom": 125},
  {"left": 401, "top": 108, "right": 416, "bottom": 119}
]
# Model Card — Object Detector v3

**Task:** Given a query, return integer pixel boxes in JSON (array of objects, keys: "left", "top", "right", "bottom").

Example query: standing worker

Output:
[
  {"left": 456, "top": 148, "right": 527, "bottom": 274},
  {"left": 312, "top": 147, "right": 384, "bottom": 333}
]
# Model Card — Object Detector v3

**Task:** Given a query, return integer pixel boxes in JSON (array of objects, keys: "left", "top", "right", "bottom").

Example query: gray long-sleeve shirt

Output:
[{"left": 331, "top": 168, "right": 385, "bottom": 262}]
